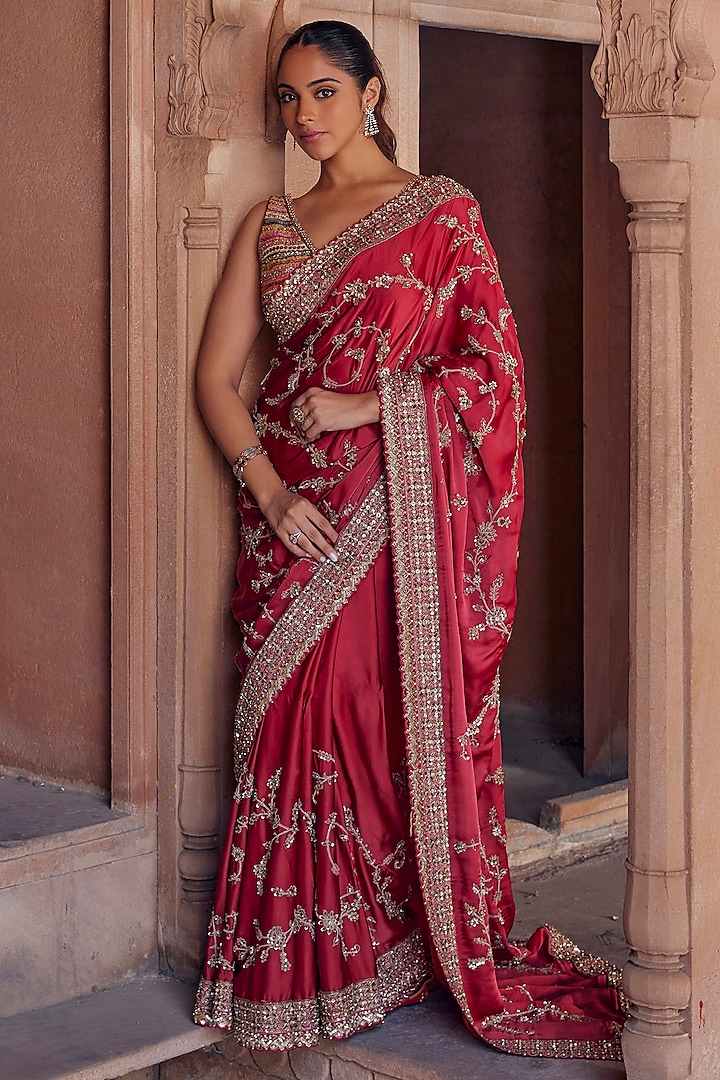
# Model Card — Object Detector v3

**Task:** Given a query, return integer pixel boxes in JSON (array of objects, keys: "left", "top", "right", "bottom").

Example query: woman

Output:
[{"left": 193, "top": 20, "right": 625, "bottom": 1059}]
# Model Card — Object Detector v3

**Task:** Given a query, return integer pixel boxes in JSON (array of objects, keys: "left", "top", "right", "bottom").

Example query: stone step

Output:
[
  {"left": 539, "top": 781, "right": 628, "bottom": 836},
  {"left": 0, "top": 974, "right": 217, "bottom": 1080},
  {"left": 507, "top": 781, "right": 628, "bottom": 874},
  {"left": 166, "top": 992, "right": 626, "bottom": 1080},
  {"left": 0, "top": 983, "right": 626, "bottom": 1080}
]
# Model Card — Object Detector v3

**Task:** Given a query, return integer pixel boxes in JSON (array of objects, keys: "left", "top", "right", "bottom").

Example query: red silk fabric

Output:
[{"left": 194, "top": 176, "right": 625, "bottom": 1058}]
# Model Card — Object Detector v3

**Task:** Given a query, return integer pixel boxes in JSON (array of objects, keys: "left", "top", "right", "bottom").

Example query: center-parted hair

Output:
[{"left": 277, "top": 20, "right": 398, "bottom": 165}]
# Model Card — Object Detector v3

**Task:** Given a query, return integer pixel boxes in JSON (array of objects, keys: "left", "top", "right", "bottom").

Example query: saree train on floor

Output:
[{"left": 194, "top": 175, "right": 626, "bottom": 1057}]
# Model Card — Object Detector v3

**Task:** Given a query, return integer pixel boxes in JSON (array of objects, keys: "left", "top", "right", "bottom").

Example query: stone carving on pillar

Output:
[
  {"left": 593, "top": 0, "right": 714, "bottom": 116},
  {"left": 168, "top": 0, "right": 245, "bottom": 138},
  {"left": 265, "top": 0, "right": 301, "bottom": 142}
]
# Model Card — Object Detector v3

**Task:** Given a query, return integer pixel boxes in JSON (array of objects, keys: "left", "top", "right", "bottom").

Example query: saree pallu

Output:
[{"left": 194, "top": 175, "right": 625, "bottom": 1058}]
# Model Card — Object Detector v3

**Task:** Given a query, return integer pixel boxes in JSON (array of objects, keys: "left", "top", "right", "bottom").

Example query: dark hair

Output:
[{"left": 277, "top": 21, "right": 397, "bottom": 165}]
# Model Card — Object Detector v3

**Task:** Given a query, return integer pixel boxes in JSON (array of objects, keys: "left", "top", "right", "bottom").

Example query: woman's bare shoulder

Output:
[
  {"left": 223, "top": 198, "right": 279, "bottom": 270},
  {"left": 232, "top": 200, "right": 271, "bottom": 247}
]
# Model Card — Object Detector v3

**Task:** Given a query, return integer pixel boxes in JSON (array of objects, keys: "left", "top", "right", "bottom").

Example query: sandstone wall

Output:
[{"left": 0, "top": 0, "right": 111, "bottom": 791}]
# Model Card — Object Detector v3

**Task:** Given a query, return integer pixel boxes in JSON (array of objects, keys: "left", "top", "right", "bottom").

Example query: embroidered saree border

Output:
[
  {"left": 480, "top": 1033, "right": 624, "bottom": 1060},
  {"left": 548, "top": 926, "right": 625, "bottom": 992},
  {"left": 266, "top": 175, "right": 471, "bottom": 343},
  {"left": 547, "top": 925, "right": 628, "bottom": 1025},
  {"left": 233, "top": 478, "right": 390, "bottom": 777},
  {"left": 377, "top": 368, "right": 469, "bottom": 1019},
  {"left": 194, "top": 928, "right": 431, "bottom": 1051}
]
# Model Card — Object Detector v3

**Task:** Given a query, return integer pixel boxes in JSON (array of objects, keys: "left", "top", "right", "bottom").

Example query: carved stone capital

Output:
[
  {"left": 593, "top": 0, "right": 714, "bottom": 117},
  {"left": 168, "top": 0, "right": 245, "bottom": 139}
]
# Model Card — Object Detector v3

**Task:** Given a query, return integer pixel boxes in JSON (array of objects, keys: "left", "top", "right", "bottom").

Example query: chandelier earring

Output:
[{"left": 364, "top": 104, "right": 379, "bottom": 138}]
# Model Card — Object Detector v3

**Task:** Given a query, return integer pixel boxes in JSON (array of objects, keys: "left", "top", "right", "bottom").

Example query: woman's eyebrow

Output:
[{"left": 277, "top": 77, "right": 343, "bottom": 90}]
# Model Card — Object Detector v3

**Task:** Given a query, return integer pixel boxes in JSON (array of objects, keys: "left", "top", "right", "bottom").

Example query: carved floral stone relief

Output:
[
  {"left": 168, "top": 0, "right": 245, "bottom": 138},
  {"left": 593, "top": 0, "right": 714, "bottom": 116}
]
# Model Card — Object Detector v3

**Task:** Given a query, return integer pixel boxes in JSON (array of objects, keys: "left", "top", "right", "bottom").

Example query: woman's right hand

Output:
[{"left": 260, "top": 486, "right": 339, "bottom": 563}]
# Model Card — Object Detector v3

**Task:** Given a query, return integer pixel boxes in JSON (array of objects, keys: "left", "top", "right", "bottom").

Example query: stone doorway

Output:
[{"left": 420, "top": 27, "right": 631, "bottom": 828}]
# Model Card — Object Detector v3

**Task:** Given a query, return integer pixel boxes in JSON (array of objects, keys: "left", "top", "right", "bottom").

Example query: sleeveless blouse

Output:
[{"left": 257, "top": 196, "right": 314, "bottom": 329}]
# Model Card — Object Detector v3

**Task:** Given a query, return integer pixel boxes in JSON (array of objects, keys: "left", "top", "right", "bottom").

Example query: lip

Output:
[{"left": 298, "top": 130, "right": 326, "bottom": 144}]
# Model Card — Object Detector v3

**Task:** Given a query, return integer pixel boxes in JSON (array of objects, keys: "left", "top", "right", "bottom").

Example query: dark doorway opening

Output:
[{"left": 420, "top": 28, "right": 630, "bottom": 822}]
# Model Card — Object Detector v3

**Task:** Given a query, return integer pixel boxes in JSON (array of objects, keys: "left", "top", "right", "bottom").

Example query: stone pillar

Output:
[
  {"left": 372, "top": 0, "right": 420, "bottom": 172},
  {"left": 157, "top": 0, "right": 286, "bottom": 980},
  {"left": 592, "top": 2, "right": 715, "bottom": 1078},
  {"left": 611, "top": 115, "right": 693, "bottom": 1080},
  {"left": 175, "top": 205, "right": 226, "bottom": 913}
]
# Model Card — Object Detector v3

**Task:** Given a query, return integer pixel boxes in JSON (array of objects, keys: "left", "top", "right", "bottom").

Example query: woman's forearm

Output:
[
  {"left": 198, "top": 373, "right": 381, "bottom": 507},
  {"left": 289, "top": 387, "right": 380, "bottom": 441},
  {"left": 359, "top": 390, "right": 380, "bottom": 425},
  {"left": 196, "top": 373, "right": 285, "bottom": 510}
]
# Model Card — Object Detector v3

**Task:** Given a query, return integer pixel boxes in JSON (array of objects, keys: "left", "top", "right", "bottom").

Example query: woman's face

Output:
[{"left": 276, "top": 45, "right": 379, "bottom": 161}]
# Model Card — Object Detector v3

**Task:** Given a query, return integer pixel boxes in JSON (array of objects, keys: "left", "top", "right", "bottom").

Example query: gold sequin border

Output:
[
  {"left": 194, "top": 929, "right": 432, "bottom": 1051},
  {"left": 267, "top": 175, "right": 473, "bottom": 343},
  {"left": 547, "top": 924, "right": 629, "bottom": 1014},
  {"left": 233, "top": 478, "right": 390, "bottom": 777},
  {"left": 480, "top": 1033, "right": 624, "bottom": 1060},
  {"left": 548, "top": 926, "right": 624, "bottom": 987},
  {"left": 377, "top": 368, "right": 469, "bottom": 1018}
]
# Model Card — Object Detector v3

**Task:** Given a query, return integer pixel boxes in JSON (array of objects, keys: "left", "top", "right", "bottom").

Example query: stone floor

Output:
[
  {"left": 0, "top": 773, "right": 122, "bottom": 844},
  {"left": 501, "top": 703, "right": 626, "bottom": 826},
  {"left": 512, "top": 848, "right": 627, "bottom": 968}
]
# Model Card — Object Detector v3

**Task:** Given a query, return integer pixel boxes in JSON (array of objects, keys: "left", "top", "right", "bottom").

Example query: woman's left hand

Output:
[{"left": 291, "top": 388, "right": 380, "bottom": 442}]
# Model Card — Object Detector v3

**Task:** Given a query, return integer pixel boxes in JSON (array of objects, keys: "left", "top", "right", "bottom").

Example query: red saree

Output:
[{"left": 194, "top": 175, "right": 625, "bottom": 1058}]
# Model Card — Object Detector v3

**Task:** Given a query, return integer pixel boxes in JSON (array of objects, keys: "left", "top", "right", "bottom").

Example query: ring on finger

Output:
[
  {"left": 288, "top": 530, "right": 302, "bottom": 545},
  {"left": 290, "top": 406, "right": 307, "bottom": 429}
]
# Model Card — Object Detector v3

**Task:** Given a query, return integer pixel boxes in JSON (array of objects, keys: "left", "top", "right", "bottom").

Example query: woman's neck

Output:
[{"left": 315, "top": 143, "right": 403, "bottom": 192}]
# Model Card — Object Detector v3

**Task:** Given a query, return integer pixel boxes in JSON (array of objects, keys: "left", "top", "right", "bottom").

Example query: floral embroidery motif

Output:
[
  {"left": 195, "top": 733, "right": 431, "bottom": 1049},
  {"left": 235, "top": 907, "right": 316, "bottom": 973},
  {"left": 458, "top": 671, "right": 501, "bottom": 760},
  {"left": 220, "top": 749, "right": 414, "bottom": 975},
  {"left": 231, "top": 750, "right": 412, "bottom": 925},
  {"left": 234, "top": 768, "right": 314, "bottom": 896},
  {"left": 485, "top": 765, "right": 505, "bottom": 785},
  {"left": 437, "top": 205, "right": 501, "bottom": 284}
]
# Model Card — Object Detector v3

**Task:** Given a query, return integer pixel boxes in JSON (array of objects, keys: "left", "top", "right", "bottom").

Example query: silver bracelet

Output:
[{"left": 232, "top": 445, "right": 268, "bottom": 486}]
